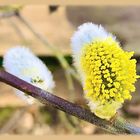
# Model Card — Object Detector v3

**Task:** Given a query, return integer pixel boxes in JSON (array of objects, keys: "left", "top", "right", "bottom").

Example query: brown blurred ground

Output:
[{"left": 1, "top": 6, "right": 140, "bottom": 55}]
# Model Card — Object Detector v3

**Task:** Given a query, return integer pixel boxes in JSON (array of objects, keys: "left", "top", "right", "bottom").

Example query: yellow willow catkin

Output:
[
  {"left": 71, "top": 23, "right": 140, "bottom": 120},
  {"left": 80, "top": 37, "right": 139, "bottom": 120}
]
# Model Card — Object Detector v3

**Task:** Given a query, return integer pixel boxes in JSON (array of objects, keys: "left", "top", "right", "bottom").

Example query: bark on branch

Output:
[{"left": 0, "top": 70, "right": 140, "bottom": 134}]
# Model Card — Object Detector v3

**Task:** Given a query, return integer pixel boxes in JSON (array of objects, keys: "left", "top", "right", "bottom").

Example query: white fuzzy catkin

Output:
[
  {"left": 71, "top": 23, "right": 120, "bottom": 120},
  {"left": 71, "top": 23, "right": 115, "bottom": 68},
  {"left": 3, "top": 46, "right": 55, "bottom": 104},
  {"left": 71, "top": 22, "right": 115, "bottom": 56},
  {"left": 71, "top": 22, "right": 116, "bottom": 82}
]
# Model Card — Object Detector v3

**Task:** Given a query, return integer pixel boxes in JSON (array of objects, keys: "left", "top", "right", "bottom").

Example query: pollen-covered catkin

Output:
[{"left": 71, "top": 23, "right": 139, "bottom": 120}]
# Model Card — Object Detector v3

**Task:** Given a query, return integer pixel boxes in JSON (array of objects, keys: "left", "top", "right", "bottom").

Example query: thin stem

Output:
[
  {"left": 15, "top": 12, "right": 81, "bottom": 102},
  {"left": 113, "top": 116, "right": 140, "bottom": 134},
  {"left": 0, "top": 11, "right": 16, "bottom": 19},
  {"left": 7, "top": 19, "right": 27, "bottom": 43},
  {"left": 64, "top": 69, "right": 75, "bottom": 100},
  {"left": 0, "top": 8, "right": 80, "bottom": 130},
  {"left": 15, "top": 12, "right": 80, "bottom": 83},
  {"left": 1, "top": 70, "right": 140, "bottom": 134},
  {"left": 0, "top": 9, "right": 81, "bottom": 97},
  {"left": 0, "top": 106, "right": 29, "bottom": 134},
  {"left": 58, "top": 111, "right": 78, "bottom": 133}
]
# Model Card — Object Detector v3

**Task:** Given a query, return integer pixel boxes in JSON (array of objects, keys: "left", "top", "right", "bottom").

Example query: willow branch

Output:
[
  {"left": 0, "top": 70, "right": 118, "bottom": 134},
  {"left": 0, "top": 11, "right": 16, "bottom": 19},
  {"left": 0, "top": 8, "right": 79, "bottom": 129},
  {"left": 15, "top": 11, "right": 81, "bottom": 101},
  {"left": 0, "top": 70, "right": 140, "bottom": 134},
  {"left": 0, "top": 5, "right": 22, "bottom": 19},
  {"left": 0, "top": 9, "right": 81, "bottom": 100}
]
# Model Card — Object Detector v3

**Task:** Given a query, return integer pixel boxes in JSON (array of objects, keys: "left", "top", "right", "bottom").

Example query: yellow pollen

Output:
[{"left": 80, "top": 37, "right": 139, "bottom": 120}]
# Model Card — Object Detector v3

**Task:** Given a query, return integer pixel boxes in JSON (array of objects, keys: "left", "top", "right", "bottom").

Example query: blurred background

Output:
[{"left": 0, "top": 5, "right": 140, "bottom": 135}]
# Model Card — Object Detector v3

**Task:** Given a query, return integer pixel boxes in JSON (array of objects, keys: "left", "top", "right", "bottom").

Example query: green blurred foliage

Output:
[
  {"left": 0, "top": 5, "right": 23, "bottom": 13},
  {"left": 0, "top": 107, "right": 16, "bottom": 127},
  {"left": 0, "top": 56, "right": 73, "bottom": 71},
  {"left": 39, "top": 106, "right": 58, "bottom": 125}
]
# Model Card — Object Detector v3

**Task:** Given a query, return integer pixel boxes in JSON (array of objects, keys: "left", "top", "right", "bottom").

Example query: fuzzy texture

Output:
[
  {"left": 71, "top": 22, "right": 139, "bottom": 120},
  {"left": 71, "top": 23, "right": 115, "bottom": 61},
  {"left": 71, "top": 23, "right": 116, "bottom": 83},
  {"left": 3, "top": 46, "right": 55, "bottom": 104}
]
